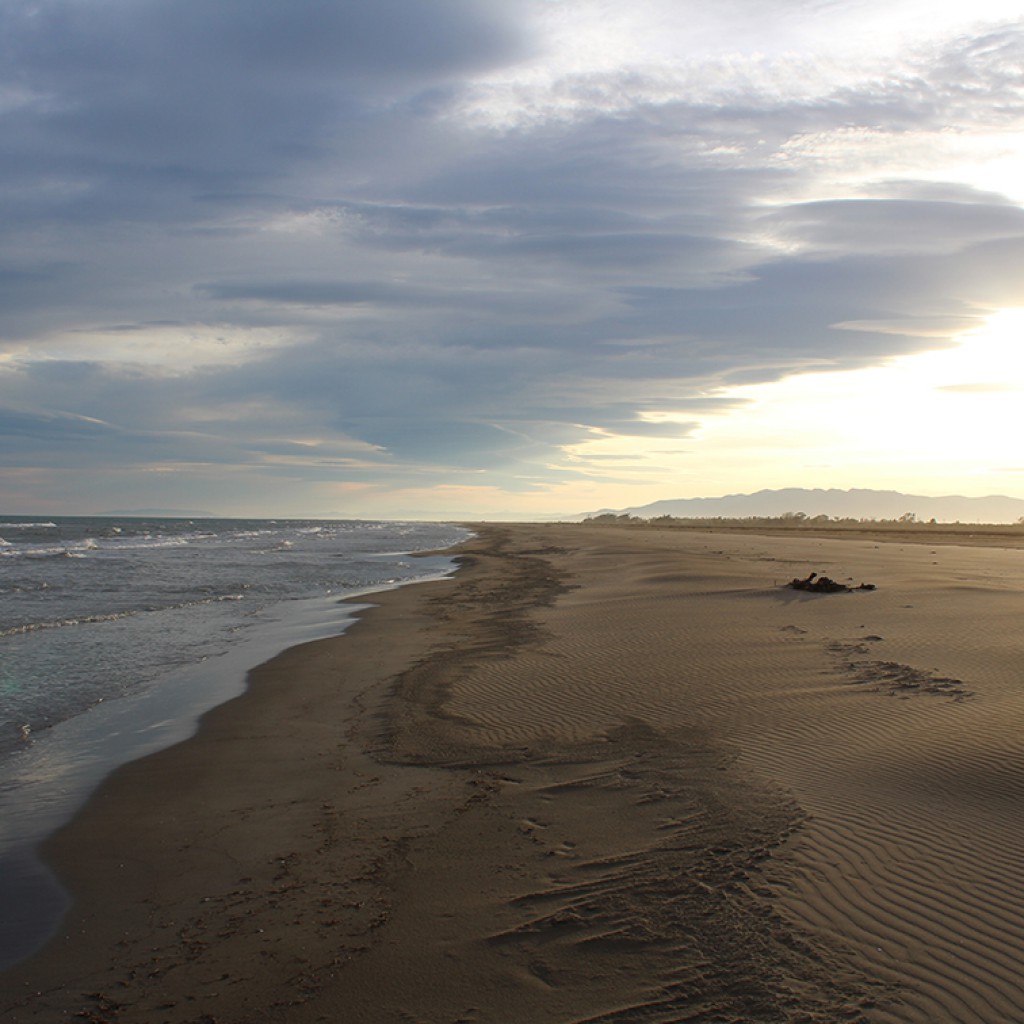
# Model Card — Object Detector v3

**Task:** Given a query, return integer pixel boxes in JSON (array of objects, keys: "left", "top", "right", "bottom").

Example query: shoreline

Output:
[
  {"left": 0, "top": 550, "right": 462, "bottom": 973},
  {"left": 1, "top": 547, "right": 482, "bottom": 1020},
  {"left": 4, "top": 523, "right": 1024, "bottom": 1021}
]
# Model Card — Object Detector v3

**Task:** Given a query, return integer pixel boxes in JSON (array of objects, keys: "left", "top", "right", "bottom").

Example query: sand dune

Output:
[{"left": 3, "top": 522, "right": 1024, "bottom": 1022}]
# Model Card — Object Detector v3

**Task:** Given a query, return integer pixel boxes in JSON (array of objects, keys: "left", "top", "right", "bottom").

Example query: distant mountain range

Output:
[{"left": 587, "top": 488, "right": 1024, "bottom": 524}]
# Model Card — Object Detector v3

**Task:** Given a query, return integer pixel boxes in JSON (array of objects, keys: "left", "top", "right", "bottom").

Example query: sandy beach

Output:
[{"left": 3, "top": 521, "right": 1024, "bottom": 1023}]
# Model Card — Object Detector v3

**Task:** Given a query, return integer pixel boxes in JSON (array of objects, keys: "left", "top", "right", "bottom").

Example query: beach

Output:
[{"left": 3, "top": 521, "right": 1024, "bottom": 1022}]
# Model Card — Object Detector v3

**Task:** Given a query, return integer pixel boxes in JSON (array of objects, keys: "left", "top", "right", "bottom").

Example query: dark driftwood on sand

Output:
[{"left": 787, "top": 571, "right": 876, "bottom": 593}]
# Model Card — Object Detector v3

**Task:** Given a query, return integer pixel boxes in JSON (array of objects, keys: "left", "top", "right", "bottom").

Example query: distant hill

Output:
[{"left": 587, "top": 488, "right": 1024, "bottom": 524}]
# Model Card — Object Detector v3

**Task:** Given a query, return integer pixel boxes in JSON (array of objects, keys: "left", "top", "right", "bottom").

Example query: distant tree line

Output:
[{"left": 582, "top": 511, "right": 1024, "bottom": 531}]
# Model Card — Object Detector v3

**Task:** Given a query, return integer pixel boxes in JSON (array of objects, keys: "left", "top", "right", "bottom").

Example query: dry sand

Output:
[{"left": 3, "top": 522, "right": 1024, "bottom": 1023}]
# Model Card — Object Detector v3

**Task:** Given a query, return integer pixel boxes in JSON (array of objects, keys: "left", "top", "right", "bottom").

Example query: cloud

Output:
[
  {"left": 198, "top": 280, "right": 432, "bottom": 308},
  {"left": 0, "top": 406, "right": 120, "bottom": 443},
  {"left": 761, "top": 198, "right": 1024, "bottom": 255},
  {"left": 1, "top": 1, "right": 1023, "bottom": 512},
  {"left": 0, "top": 0, "right": 530, "bottom": 226}
]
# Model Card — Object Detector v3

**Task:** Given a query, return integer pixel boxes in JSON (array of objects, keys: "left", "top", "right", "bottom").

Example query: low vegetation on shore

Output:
[{"left": 582, "top": 510, "right": 1024, "bottom": 541}]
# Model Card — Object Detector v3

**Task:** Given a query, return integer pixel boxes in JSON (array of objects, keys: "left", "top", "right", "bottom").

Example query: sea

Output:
[{"left": 0, "top": 515, "right": 469, "bottom": 968}]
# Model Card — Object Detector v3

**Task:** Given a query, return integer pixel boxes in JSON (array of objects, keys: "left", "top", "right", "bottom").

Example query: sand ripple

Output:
[{"left": 406, "top": 526, "right": 1024, "bottom": 1023}]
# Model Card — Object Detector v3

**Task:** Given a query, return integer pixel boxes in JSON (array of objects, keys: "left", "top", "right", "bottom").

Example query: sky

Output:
[{"left": 1, "top": 0, "right": 1023, "bottom": 520}]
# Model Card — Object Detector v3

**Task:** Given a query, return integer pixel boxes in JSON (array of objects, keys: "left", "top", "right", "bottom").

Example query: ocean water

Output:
[{"left": 0, "top": 515, "right": 468, "bottom": 967}]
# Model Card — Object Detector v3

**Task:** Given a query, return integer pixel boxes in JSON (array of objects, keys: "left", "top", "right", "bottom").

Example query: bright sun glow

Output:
[
  {"left": 559, "top": 309, "right": 1024, "bottom": 504},
  {"left": 694, "top": 309, "right": 1024, "bottom": 492}
]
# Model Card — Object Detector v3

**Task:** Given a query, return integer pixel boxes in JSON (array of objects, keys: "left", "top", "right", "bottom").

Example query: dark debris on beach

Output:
[{"left": 786, "top": 571, "right": 876, "bottom": 594}]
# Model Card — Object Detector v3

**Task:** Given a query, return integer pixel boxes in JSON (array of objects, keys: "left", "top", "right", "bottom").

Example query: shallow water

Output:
[{"left": 0, "top": 516, "right": 467, "bottom": 967}]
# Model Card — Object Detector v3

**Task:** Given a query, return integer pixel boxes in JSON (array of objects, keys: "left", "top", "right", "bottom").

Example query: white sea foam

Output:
[
  {"left": 0, "top": 517, "right": 468, "bottom": 754},
  {"left": 1, "top": 590, "right": 253, "bottom": 639}
]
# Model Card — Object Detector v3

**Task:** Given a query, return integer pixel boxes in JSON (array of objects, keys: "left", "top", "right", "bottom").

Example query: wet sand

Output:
[{"left": 4, "top": 522, "right": 1024, "bottom": 1022}]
